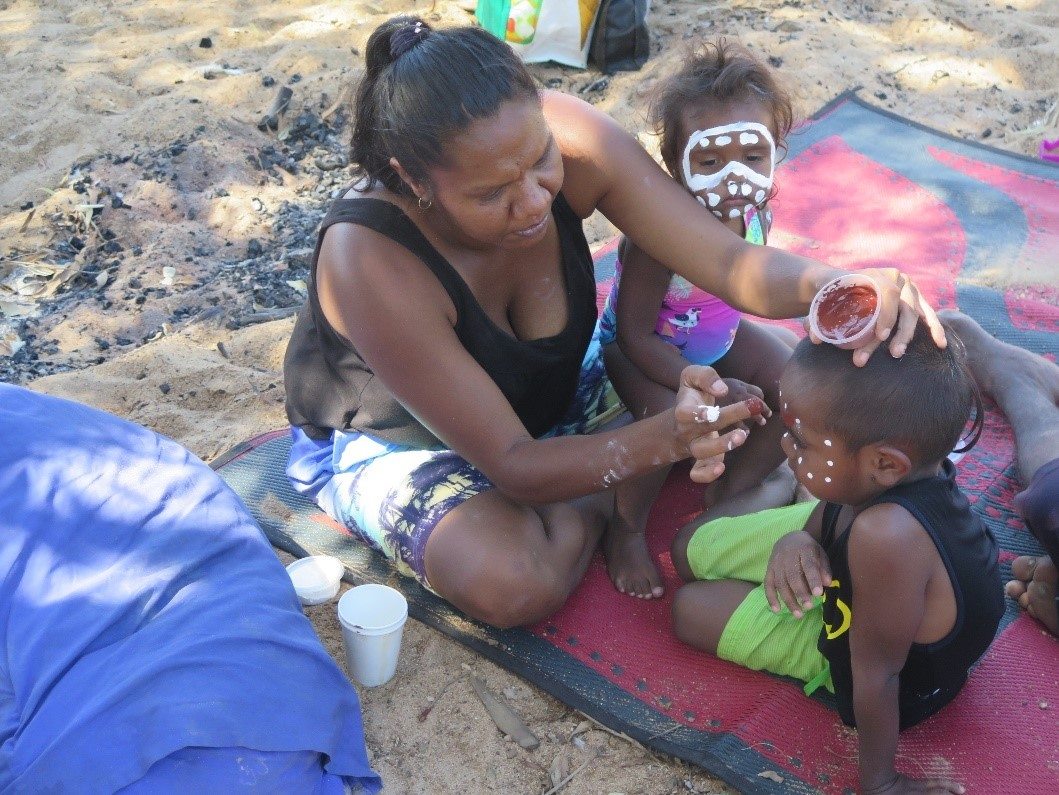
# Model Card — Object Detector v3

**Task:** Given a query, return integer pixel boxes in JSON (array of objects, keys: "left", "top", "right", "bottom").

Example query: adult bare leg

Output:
[
  {"left": 940, "top": 310, "right": 1059, "bottom": 635},
  {"left": 423, "top": 488, "right": 611, "bottom": 628}
]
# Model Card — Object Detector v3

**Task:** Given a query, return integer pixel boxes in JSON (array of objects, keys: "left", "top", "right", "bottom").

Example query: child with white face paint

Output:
[
  {"left": 670, "top": 324, "right": 1001, "bottom": 795},
  {"left": 598, "top": 40, "right": 801, "bottom": 538}
]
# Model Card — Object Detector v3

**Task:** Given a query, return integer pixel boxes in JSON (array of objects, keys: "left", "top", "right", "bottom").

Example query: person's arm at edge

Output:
[
  {"left": 546, "top": 91, "right": 947, "bottom": 366},
  {"left": 847, "top": 505, "right": 964, "bottom": 794},
  {"left": 317, "top": 224, "right": 754, "bottom": 505},
  {"left": 614, "top": 240, "right": 687, "bottom": 391}
]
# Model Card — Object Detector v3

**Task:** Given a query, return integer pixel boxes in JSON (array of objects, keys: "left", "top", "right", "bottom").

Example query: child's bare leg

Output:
[
  {"left": 601, "top": 343, "right": 678, "bottom": 599},
  {"left": 672, "top": 579, "right": 755, "bottom": 653},
  {"left": 706, "top": 320, "right": 795, "bottom": 515}
]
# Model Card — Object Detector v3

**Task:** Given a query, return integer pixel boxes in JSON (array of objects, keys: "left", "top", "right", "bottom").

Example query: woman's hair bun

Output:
[{"left": 389, "top": 17, "right": 432, "bottom": 60}]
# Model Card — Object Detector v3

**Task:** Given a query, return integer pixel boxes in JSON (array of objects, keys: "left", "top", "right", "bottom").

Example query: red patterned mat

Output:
[{"left": 217, "top": 95, "right": 1059, "bottom": 793}]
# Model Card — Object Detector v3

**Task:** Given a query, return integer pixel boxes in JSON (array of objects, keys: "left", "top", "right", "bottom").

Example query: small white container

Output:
[
  {"left": 337, "top": 583, "right": 409, "bottom": 688},
  {"left": 286, "top": 555, "right": 344, "bottom": 606},
  {"left": 808, "top": 273, "right": 882, "bottom": 350}
]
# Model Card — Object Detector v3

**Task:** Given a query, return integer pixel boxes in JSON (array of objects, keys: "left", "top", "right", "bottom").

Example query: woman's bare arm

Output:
[
  {"left": 547, "top": 91, "right": 946, "bottom": 365},
  {"left": 317, "top": 222, "right": 755, "bottom": 504}
]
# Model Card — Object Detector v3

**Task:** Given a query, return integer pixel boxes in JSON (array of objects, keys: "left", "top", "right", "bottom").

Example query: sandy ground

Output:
[{"left": 2, "top": 1, "right": 1057, "bottom": 792}]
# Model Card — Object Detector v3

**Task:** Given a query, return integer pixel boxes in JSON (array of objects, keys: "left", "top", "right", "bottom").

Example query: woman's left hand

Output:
[{"left": 816, "top": 267, "right": 948, "bottom": 367}]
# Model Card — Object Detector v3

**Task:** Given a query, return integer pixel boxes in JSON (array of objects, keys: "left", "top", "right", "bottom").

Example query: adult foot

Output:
[
  {"left": 1005, "top": 555, "right": 1058, "bottom": 636},
  {"left": 940, "top": 310, "right": 1059, "bottom": 401},
  {"left": 604, "top": 528, "right": 664, "bottom": 599}
]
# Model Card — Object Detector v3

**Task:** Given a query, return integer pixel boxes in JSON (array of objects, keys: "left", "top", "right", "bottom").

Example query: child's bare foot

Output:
[
  {"left": 604, "top": 528, "right": 664, "bottom": 599},
  {"left": 940, "top": 310, "right": 1059, "bottom": 401},
  {"left": 1005, "top": 555, "right": 1058, "bottom": 636}
]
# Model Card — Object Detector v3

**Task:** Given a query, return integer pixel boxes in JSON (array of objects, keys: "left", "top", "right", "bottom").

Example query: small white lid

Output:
[{"left": 286, "top": 555, "right": 344, "bottom": 605}]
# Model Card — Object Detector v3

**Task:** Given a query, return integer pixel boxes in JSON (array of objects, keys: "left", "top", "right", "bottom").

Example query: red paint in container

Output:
[
  {"left": 808, "top": 274, "right": 882, "bottom": 349},
  {"left": 815, "top": 285, "right": 878, "bottom": 339}
]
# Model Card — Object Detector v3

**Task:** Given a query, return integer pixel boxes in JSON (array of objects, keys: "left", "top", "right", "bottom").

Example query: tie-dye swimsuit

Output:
[{"left": 599, "top": 206, "right": 767, "bottom": 365}]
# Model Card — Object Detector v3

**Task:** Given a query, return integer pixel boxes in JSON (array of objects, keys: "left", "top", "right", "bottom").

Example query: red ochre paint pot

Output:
[{"left": 808, "top": 274, "right": 882, "bottom": 350}]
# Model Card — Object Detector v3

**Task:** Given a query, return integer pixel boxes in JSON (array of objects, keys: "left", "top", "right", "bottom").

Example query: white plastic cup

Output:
[
  {"left": 286, "top": 555, "right": 344, "bottom": 606},
  {"left": 808, "top": 273, "right": 882, "bottom": 350},
  {"left": 337, "top": 584, "right": 408, "bottom": 687}
]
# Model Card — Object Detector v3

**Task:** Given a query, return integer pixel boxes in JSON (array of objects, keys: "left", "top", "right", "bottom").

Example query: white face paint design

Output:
[
  {"left": 824, "top": 439, "right": 833, "bottom": 447},
  {"left": 682, "top": 122, "right": 776, "bottom": 204},
  {"left": 827, "top": 460, "right": 834, "bottom": 467},
  {"left": 707, "top": 193, "right": 721, "bottom": 207},
  {"left": 728, "top": 208, "right": 740, "bottom": 219},
  {"left": 824, "top": 477, "right": 832, "bottom": 483},
  {"left": 806, "top": 472, "right": 813, "bottom": 479}
]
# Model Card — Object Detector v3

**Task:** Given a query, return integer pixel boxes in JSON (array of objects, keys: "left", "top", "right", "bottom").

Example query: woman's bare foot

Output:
[
  {"left": 1005, "top": 555, "right": 1058, "bottom": 635},
  {"left": 939, "top": 310, "right": 1059, "bottom": 401},
  {"left": 604, "top": 528, "right": 664, "bottom": 599}
]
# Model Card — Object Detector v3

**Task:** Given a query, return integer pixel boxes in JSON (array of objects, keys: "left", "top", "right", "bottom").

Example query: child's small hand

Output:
[
  {"left": 719, "top": 378, "right": 770, "bottom": 427},
  {"left": 764, "top": 531, "right": 831, "bottom": 618}
]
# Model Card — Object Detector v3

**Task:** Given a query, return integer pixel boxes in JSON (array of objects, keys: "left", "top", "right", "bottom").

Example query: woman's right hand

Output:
[
  {"left": 673, "top": 365, "right": 766, "bottom": 483},
  {"left": 765, "top": 531, "right": 832, "bottom": 618}
]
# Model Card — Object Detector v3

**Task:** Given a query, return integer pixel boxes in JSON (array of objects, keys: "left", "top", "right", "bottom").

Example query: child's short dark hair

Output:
[
  {"left": 649, "top": 39, "right": 794, "bottom": 178},
  {"left": 782, "top": 323, "right": 983, "bottom": 465}
]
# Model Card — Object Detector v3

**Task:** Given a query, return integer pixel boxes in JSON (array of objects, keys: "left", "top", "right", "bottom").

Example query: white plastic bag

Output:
[{"left": 477, "top": 1, "right": 602, "bottom": 68}]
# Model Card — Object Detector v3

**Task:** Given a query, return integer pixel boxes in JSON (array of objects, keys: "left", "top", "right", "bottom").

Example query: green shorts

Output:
[{"left": 685, "top": 501, "right": 833, "bottom": 694}]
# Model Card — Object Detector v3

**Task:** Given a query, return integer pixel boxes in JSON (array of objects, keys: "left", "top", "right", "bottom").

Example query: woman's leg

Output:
[
  {"left": 707, "top": 319, "right": 796, "bottom": 515},
  {"left": 940, "top": 310, "right": 1059, "bottom": 636},
  {"left": 424, "top": 488, "right": 611, "bottom": 628}
]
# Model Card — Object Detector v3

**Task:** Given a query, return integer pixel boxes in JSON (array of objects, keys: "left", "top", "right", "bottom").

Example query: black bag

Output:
[{"left": 589, "top": 0, "right": 650, "bottom": 74}]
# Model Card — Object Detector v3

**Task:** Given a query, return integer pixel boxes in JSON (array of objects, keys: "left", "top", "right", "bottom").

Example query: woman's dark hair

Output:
[
  {"left": 351, "top": 16, "right": 539, "bottom": 196},
  {"left": 650, "top": 39, "right": 794, "bottom": 179},
  {"left": 781, "top": 322, "right": 984, "bottom": 465}
]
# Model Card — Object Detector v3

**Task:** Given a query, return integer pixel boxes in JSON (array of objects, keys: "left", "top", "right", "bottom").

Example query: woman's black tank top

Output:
[{"left": 283, "top": 193, "right": 598, "bottom": 449}]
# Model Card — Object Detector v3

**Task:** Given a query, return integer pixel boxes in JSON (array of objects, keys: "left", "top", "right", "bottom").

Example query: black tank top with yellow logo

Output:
[{"left": 818, "top": 459, "right": 1004, "bottom": 728}]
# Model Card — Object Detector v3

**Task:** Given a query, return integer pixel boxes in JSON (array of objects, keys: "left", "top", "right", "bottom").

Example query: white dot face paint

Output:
[
  {"left": 728, "top": 208, "right": 740, "bottom": 219},
  {"left": 797, "top": 457, "right": 803, "bottom": 465},
  {"left": 827, "top": 460, "right": 834, "bottom": 467},
  {"left": 824, "top": 439, "right": 833, "bottom": 447},
  {"left": 743, "top": 204, "right": 753, "bottom": 214},
  {"left": 681, "top": 122, "right": 776, "bottom": 202},
  {"left": 755, "top": 190, "right": 765, "bottom": 203},
  {"left": 707, "top": 193, "right": 721, "bottom": 207},
  {"left": 824, "top": 477, "right": 832, "bottom": 483},
  {"left": 712, "top": 210, "right": 723, "bottom": 218},
  {"left": 727, "top": 183, "right": 738, "bottom": 196},
  {"left": 806, "top": 472, "right": 813, "bottom": 479},
  {"left": 740, "top": 183, "right": 752, "bottom": 196},
  {"left": 696, "top": 196, "right": 707, "bottom": 206}
]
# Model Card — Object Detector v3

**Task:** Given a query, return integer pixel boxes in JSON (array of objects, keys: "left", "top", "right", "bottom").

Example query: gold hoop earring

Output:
[{"left": 417, "top": 195, "right": 432, "bottom": 211}]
